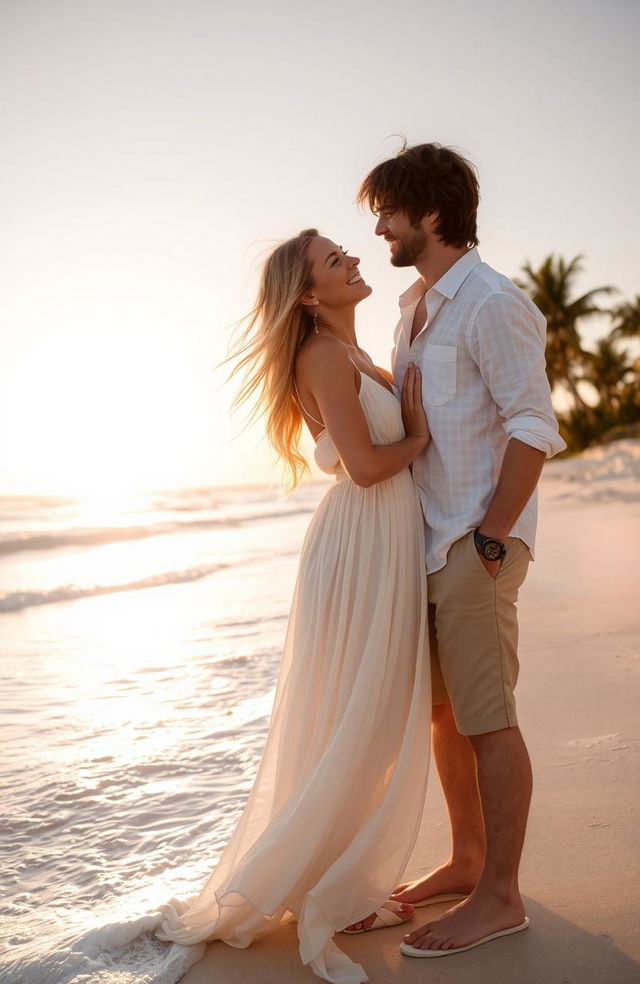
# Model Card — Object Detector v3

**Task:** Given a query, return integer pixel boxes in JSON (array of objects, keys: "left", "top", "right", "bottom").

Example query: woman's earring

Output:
[{"left": 313, "top": 306, "right": 319, "bottom": 334}]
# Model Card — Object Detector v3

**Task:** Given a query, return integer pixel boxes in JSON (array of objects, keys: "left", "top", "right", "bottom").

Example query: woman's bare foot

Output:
[
  {"left": 391, "top": 857, "right": 482, "bottom": 906},
  {"left": 343, "top": 900, "right": 414, "bottom": 933}
]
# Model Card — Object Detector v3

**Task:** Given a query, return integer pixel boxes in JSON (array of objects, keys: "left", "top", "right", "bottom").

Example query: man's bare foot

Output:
[
  {"left": 343, "top": 901, "right": 413, "bottom": 933},
  {"left": 391, "top": 857, "right": 482, "bottom": 906},
  {"left": 401, "top": 888, "right": 526, "bottom": 951}
]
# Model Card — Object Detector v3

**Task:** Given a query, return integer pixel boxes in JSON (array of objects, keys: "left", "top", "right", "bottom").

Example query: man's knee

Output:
[{"left": 467, "top": 725, "right": 528, "bottom": 755}]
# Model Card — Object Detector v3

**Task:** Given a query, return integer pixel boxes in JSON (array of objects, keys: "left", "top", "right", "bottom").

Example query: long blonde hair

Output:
[{"left": 229, "top": 229, "right": 319, "bottom": 491}]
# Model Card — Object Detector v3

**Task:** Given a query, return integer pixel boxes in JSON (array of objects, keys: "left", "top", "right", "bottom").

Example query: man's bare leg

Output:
[
  {"left": 392, "top": 703, "right": 485, "bottom": 906},
  {"left": 402, "top": 725, "right": 532, "bottom": 951},
  {"left": 344, "top": 703, "right": 483, "bottom": 932}
]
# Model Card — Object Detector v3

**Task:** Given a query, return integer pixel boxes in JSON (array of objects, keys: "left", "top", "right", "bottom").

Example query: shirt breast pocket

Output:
[{"left": 421, "top": 344, "right": 457, "bottom": 406}]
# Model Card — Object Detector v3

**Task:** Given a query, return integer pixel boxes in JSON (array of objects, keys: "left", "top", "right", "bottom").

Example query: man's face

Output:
[{"left": 374, "top": 207, "right": 430, "bottom": 267}]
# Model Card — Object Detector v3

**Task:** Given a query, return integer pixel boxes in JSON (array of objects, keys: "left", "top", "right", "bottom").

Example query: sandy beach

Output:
[
  {"left": 180, "top": 463, "right": 640, "bottom": 984},
  {"left": 2, "top": 445, "right": 638, "bottom": 984}
]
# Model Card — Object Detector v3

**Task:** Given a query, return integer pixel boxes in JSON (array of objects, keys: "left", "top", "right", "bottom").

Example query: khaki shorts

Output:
[{"left": 428, "top": 530, "right": 531, "bottom": 736}]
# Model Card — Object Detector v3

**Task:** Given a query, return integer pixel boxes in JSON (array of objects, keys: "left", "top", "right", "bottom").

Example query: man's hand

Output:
[
  {"left": 475, "top": 528, "right": 507, "bottom": 580},
  {"left": 478, "top": 554, "right": 502, "bottom": 579}
]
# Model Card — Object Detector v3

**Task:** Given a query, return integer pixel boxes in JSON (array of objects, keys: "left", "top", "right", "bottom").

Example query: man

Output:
[{"left": 356, "top": 143, "right": 566, "bottom": 957}]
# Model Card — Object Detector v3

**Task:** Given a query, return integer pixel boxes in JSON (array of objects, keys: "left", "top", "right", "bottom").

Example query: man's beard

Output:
[{"left": 390, "top": 227, "right": 427, "bottom": 267}]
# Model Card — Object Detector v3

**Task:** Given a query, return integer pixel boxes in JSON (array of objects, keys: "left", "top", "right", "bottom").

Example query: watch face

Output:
[{"left": 483, "top": 540, "right": 502, "bottom": 560}]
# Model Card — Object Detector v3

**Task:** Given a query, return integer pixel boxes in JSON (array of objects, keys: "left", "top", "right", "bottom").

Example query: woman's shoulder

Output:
[{"left": 295, "top": 334, "right": 353, "bottom": 382}]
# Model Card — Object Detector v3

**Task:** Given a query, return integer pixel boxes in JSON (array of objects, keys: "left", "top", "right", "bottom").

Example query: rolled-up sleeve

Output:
[{"left": 468, "top": 291, "right": 567, "bottom": 458}]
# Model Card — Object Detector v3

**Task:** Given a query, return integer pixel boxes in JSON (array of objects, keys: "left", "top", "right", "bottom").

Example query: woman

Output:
[{"left": 156, "top": 230, "right": 432, "bottom": 984}]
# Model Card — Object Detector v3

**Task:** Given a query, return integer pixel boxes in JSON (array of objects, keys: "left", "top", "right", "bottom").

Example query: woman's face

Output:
[{"left": 305, "top": 236, "right": 372, "bottom": 313}]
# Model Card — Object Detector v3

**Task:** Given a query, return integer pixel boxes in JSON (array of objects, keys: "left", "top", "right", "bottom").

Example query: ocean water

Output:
[
  {"left": 0, "top": 481, "right": 327, "bottom": 983},
  {"left": 2, "top": 440, "right": 639, "bottom": 983}
]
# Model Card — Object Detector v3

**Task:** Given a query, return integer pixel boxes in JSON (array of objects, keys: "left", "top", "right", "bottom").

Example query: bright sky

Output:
[{"left": 1, "top": 0, "right": 638, "bottom": 496}]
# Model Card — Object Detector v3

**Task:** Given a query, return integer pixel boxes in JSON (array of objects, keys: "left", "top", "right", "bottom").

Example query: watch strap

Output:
[{"left": 474, "top": 529, "right": 507, "bottom": 561}]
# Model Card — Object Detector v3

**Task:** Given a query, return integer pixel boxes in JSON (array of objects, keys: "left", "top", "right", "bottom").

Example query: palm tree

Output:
[
  {"left": 610, "top": 295, "right": 640, "bottom": 341},
  {"left": 582, "top": 338, "right": 634, "bottom": 414},
  {"left": 516, "top": 255, "right": 615, "bottom": 414}
]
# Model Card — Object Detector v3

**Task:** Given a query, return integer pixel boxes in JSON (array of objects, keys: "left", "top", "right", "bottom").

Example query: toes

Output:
[
  {"left": 347, "top": 900, "right": 414, "bottom": 933},
  {"left": 390, "top": 890, "right": 408, "bottom": 903},
  {"left": 391, "top": 881, "right": 415, "bottom": 902},
  {"left": 363, "top": 912, "right": 383, "bottom": 931},
  {"left": 404, "top": 931, "right": 434, "bottom": 948},
  {"left": 404, "top": 921, "right": 434, "bottom": 942}
]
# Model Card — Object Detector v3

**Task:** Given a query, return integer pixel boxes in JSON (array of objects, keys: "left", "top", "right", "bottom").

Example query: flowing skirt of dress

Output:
[{"left": 157, "top": 377, "right": 431, "bottom": 984}]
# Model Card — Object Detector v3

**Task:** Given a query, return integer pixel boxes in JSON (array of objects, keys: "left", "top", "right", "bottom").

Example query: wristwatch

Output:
[{"left": 474, "top": 529, "right": 507, "bottom": 562}]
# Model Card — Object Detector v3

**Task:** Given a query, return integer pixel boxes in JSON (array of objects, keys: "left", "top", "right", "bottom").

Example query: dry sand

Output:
[{"left": 181, "top": 472, "right": 640, "bottom": 984}]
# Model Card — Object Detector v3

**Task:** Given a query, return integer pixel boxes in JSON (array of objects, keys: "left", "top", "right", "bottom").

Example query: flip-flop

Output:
[
  {"left": 399, "top": 916, "right": 530, "bottom": 957},
  {"left": 342, "top": 900, "right": 414, "bottom": 934}
]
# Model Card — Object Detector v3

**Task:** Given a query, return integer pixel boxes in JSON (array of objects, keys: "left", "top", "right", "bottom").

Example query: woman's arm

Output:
[{"left": 296, "top": 338, "right": 429, "bottom": 488}]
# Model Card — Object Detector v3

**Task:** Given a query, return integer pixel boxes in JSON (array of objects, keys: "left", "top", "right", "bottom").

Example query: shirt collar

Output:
[{"left": 399, "top": 247, "right": 482, "bottom": 306}]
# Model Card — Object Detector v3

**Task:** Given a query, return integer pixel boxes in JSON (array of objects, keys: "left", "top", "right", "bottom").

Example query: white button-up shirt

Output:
[{"left": 392, "top": 247, "right": 566, "bottom": 574}]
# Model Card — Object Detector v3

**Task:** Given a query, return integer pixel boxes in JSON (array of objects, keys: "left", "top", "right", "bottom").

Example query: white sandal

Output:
[{"left": 342, "top": 900, "right": 414, "bottom": 934}]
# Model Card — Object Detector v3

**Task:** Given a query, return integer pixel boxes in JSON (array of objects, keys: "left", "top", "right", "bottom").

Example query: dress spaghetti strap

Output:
[{"left": 292, "top": 377, "right": 324, "bottom": 427}]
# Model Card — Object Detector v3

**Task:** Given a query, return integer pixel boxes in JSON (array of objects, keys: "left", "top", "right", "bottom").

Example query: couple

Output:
[{"left": 156, "top": 142, "right": 566, "bottom": 984}]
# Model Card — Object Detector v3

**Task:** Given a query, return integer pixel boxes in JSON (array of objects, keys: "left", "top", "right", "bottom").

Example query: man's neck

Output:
[{"left": 414, "top": 243, "right": 471, "bottom": 293}]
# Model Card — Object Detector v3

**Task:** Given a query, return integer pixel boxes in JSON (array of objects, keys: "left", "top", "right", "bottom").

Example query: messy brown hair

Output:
[{"left": 357, "top": 141, "right": 480, "bottom": 249}]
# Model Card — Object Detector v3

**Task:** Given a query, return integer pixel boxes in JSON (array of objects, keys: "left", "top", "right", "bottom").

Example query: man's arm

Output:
[
  {"left": 469, "top": 291, "right": 566, "bottom": 574},
  {"left": 479, "top": 437, "right": 545, "bottom": 537}
]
